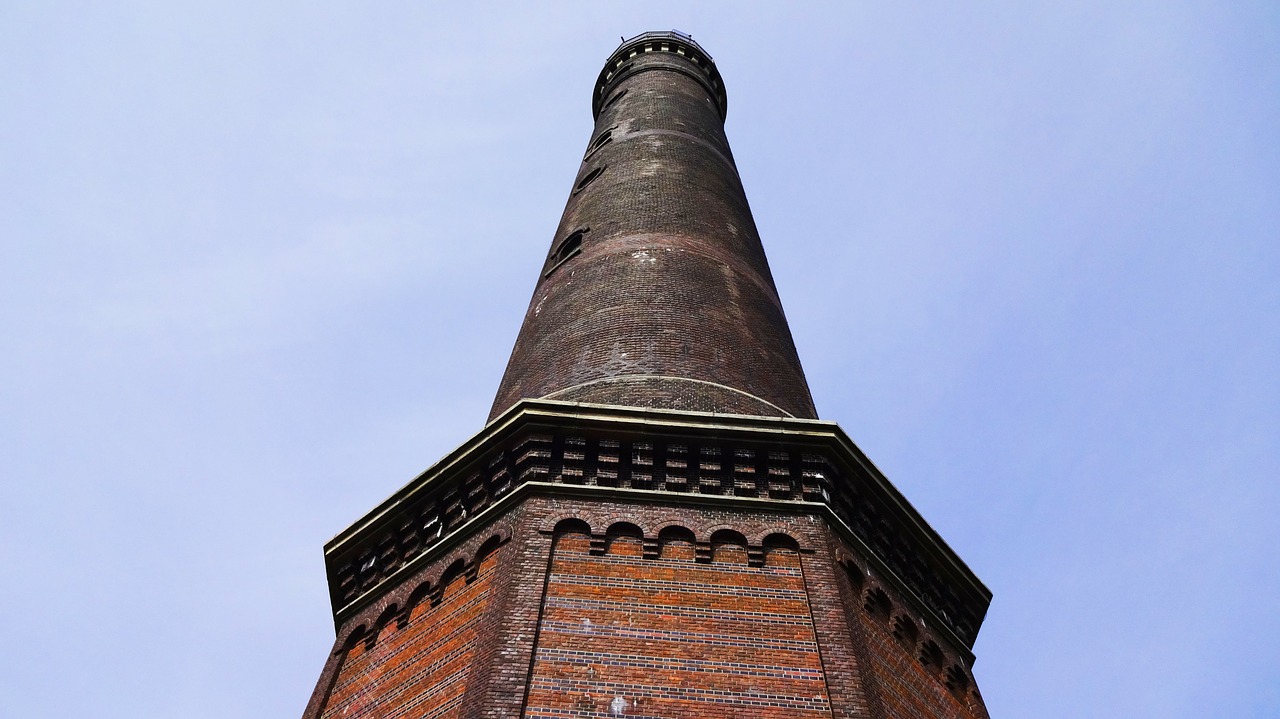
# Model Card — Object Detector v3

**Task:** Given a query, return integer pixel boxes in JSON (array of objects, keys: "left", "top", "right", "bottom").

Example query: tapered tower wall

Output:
[{"left": 490, "top": 34, "right": 816, "bottom": 421}]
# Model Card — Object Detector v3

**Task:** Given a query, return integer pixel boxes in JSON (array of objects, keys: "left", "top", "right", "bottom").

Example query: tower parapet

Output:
[{"left": 593, "top": 31, "right": 727, "bottom": 120}]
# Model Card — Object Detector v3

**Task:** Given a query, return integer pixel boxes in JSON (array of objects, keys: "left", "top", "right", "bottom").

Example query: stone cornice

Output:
[{"left": 324, "top": 399, "right": 991, "bottom": 648}]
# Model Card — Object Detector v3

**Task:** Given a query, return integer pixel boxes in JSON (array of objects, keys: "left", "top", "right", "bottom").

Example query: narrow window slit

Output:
[
  {"left": 574, "top": 166, "right": 605, "bottom": 193},
  {"left": 544, "top": 228, "right": 588, "bottom": 276},
  {"left": 586, "top": 129, "right": 614, "bottom": 157},
  {"left": 602, "top": 89, "right": 628, "bottom": 110}
]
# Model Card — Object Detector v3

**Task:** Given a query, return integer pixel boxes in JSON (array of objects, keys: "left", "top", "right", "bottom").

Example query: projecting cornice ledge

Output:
[{"left": 323, "top": 399, "right": 991, "bottom": 649}]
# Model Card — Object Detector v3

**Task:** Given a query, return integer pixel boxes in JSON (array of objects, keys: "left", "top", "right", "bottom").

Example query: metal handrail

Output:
[{"left": 614, "top": 29, "right": 711, "bottom": 60}]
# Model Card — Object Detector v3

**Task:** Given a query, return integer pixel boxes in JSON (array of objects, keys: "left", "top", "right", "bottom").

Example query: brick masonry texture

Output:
[
  {"left": 490, "top": 38, "right": 816, "bottom": 421},
  {"left": 316, "top": 545, "right": 504, "bottom": 719},
  {"left": 323, "top": 408, "right": 988, "bottom": 652},
  {"left": 834, "top": 550, "right": 991, "bottom": 719},
  {"left": 305, "top": 32, "right": 993, "bottom": 719},
  {"left": 304, "top": 494, "right": 990, "bottom": 718},
  {"left": 302, "top": 522, "right": 519, "bottom": 719},
  {"left": 524, "top": 531, "right": 830, "bottom": 719}
]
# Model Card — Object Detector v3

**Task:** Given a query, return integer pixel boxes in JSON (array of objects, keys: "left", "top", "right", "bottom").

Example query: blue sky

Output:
[{"left": 2, "top": 2, "right": 1277, "bottom": 717}]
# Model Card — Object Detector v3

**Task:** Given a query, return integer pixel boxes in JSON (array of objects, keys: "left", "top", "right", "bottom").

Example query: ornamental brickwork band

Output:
[{"left": 303, "top": 30, "right": 993, "bottom": 719}]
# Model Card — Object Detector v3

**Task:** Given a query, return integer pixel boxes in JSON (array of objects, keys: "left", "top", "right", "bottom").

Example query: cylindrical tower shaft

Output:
[{"left": 490, "top": 31, "right": 816, "bottom": 421}]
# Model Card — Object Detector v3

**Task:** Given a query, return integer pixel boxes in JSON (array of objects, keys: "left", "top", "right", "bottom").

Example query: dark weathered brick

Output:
[{"left": 490, "top": 33, "right": 816, "bottom": 421}]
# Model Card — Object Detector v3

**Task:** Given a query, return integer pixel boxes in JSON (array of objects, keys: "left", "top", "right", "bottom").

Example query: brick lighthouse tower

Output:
[{"left": 303, "top": 31, "right": 993, "bottom": 719}]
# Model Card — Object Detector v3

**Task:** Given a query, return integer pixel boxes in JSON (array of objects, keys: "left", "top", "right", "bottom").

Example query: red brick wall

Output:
[
  {"left": 835, "top": 558, "right": 989, "bottom": 719},
  {"left": 306, "top": 495, "right": 988, "bottom": 719},
  {"left": 522, "top": 525, "right": 831, "bottom": 718},
  {"left": 855, "top": 609, "right": 979, "bottom": 719},
  {"left": 317, "top": 546, "right": 504, "bottom": 719}
]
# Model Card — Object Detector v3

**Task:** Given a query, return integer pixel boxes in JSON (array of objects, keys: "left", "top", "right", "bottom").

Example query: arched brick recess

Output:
[
  {"left": 519, "top": 496, "right": 835, "bottom": 718},
  {"left": 305, "top": 518, "right": 518, "bottom": 719},
  {"left": 829, "top": 537, "right": 988, "bottom": 719},
  {"left": 317, "top": 538, "right": 509, "bottom": 719}
]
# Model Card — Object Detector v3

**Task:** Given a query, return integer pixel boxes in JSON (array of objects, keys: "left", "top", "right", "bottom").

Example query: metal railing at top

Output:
[{"left": 615, "top": 30, "right": 710, "bottom": 60}]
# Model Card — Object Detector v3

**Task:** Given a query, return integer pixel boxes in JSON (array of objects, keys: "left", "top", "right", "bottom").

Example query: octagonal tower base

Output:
[{"left": 303, "top": 402, "right": 991, "bottom": 719}]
